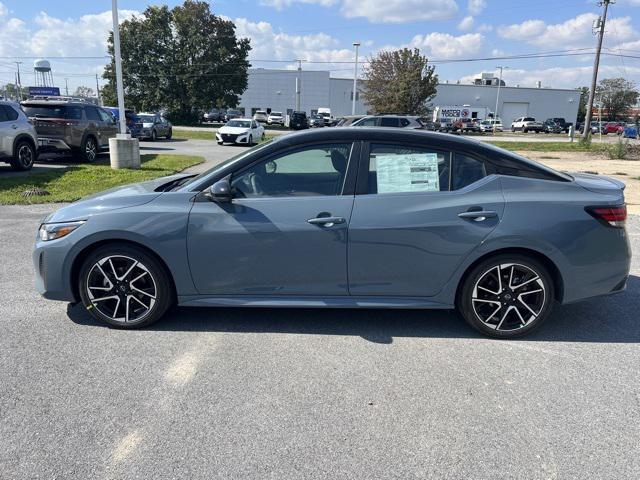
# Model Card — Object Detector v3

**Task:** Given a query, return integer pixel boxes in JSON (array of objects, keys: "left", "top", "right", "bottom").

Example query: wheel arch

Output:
[
  {"left": 70, "top": 238, "right": 177, "bottom": 304},
  {"left": 12, "top": 133, "right": 37, "bottom": 158},
  {"left": 455, "top": 247, "right": 564, "bottom": 305}
]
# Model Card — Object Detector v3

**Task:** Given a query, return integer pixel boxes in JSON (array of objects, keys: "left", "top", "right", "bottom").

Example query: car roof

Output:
[{"left": 228, "top": 118, "right": 253, "bottom": 121}]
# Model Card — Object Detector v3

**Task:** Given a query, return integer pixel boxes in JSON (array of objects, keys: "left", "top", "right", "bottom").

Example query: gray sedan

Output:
[{"left": 33, "top": 129, "right": 631, "bottom": 338}]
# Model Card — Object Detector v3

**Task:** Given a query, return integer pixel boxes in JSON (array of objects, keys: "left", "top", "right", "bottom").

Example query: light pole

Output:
[
  {"left": 352, "top": 42, "right": 360, "bottom": 115},
  {"left": 109, "top": 0, "right": 140, "bottom": 169},
  {"left": 493, "top": 66, "right": 507, "bottom": 135},
  {"left": 112, "top": 0, "right": 127, "bottom": 135}
]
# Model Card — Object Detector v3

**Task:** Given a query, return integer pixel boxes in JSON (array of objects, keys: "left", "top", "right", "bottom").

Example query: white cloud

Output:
[
  {"left": 468, "top": 0, "right": 486, "bottom": 15},
  {"left": 498, "top": 14, "right": 638, "bottom": 49},
  {"left": 458, "top": 65, "right": 640, "bottom": 89},
  {"left": 458, "top": 15, "right": 474, "bottom": 31},
  {"left": 409, "top": 32, "right": 484, "bottom": 59},
  {"left": 259, "top": 0, "right": 336, "bottom": 9},
  {"left": 341, "top": 0, "right": 459, "bottom": 23}
]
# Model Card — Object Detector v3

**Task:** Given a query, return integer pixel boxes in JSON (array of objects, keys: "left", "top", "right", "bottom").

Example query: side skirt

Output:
[{"left": 177, "top": 295, "right": 454, "bottom": 310}]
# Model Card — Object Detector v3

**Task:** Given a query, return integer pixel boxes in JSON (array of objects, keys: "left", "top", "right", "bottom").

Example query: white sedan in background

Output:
[{"left": 216, "top": 119, "right": 265, "bottom": 146}]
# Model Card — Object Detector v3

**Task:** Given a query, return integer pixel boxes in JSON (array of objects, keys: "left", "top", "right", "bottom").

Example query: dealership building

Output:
[{"left": 237, "top": 69, "right": 581, "bottom": 127}]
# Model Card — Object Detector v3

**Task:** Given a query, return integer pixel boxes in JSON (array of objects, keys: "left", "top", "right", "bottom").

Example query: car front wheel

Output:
[
  {"left": 458, "top": 254, "right": 554, "bottom": 338},
  {"left": 166, "top": 128, "right": 172, "bottom": 139},
  {"left": 80, "top": 136, "right": 98, "bottom": 163},
  {"left": 78, "top": 244, "right": 173, "bottom": 329}
]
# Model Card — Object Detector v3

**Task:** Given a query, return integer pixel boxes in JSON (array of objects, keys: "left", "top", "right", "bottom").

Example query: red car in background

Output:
[{"left": 602, "top": 122, "right": 624, "bottom": 135}]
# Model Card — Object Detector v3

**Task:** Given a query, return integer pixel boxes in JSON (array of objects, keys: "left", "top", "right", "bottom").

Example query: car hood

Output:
[
  {"left": 572, "top": 172, "right": 625, "bottom": 199},
  {"left": 42, "top": 174, "right": 190, "bottom": 223},
  {"left": 219, "top": 126, "right": 250, "bottom": 134}
]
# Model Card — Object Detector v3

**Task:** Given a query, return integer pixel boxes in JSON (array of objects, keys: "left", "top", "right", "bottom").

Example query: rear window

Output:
[{"left": 22, "top": 105, "right": 82, "bottom": 120}]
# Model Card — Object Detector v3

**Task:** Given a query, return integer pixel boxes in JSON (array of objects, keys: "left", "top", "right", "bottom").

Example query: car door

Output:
[
  {"left": 98, "top": 108, "right": 117, "bottom": 140},
  {"left": 348, "top": 142, "right": 505, "bottom": 297},
  {"left": 0, "top": 106, "right": 13, "bottom": 156},
  {"left": 84, "top": 106, "right": 106, "bottom": 147},
  {"left": 187, "top": 142, "right": 357, "bottom": 295}
]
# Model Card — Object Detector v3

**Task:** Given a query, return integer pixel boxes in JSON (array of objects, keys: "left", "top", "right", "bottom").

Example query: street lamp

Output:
[
  {"left": 352, "top": 42, "right": 360, "bottom": 115},
  {"left": 493, "top": 66, "right": 507, "bottom": 134}
]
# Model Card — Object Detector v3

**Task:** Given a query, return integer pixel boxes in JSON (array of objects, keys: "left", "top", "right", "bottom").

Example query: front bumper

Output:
[
  {"left": 33, "top": 235, "right": 78, "bottom": 302},
  {"left": 216, "top": 132, "right": 251, "bottom": 144}
]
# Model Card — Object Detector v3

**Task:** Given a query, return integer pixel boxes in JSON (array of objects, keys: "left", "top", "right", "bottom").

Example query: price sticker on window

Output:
[{"left": 375, "top": 153, "right": 440, "bottom": 193}]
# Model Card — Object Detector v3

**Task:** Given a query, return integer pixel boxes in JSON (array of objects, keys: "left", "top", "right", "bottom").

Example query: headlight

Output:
[{"left": 39, "top": 221, "right": 85, "bottom": 241}]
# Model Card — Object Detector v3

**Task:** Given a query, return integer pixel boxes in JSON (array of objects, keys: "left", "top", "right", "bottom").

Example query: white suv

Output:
[
  {"left": 267, "top": 111, "right": 284, "bottom": 125},
  {"left": 0, "top": 101, "right": 38, "bottom": 171},
  {"left": 511, "top": 117, "right": 543, "bottom": 133}
]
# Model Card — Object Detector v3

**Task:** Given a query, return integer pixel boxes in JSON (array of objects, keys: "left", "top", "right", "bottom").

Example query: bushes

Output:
[{"left": 606, "top": 138, "right": 629, "bottom": 160}]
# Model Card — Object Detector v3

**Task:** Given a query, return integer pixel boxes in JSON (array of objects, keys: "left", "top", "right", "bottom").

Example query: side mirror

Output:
[{"left": 205, "top": 177, "right": 233, "bottom": 202}]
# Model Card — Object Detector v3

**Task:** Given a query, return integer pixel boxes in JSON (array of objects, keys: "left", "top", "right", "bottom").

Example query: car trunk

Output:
[{"left": 572, "top": 173, "right": 625, "bottom": 201}]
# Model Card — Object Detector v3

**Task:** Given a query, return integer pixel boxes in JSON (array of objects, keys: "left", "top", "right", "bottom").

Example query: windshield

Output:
[
  {"left": 270, "top": 112, "right": 282, "bottom": 116},
  {"left": 22, "top": 105, "right": 82, "bottom": 120},
  {"left": 138, "top": 114, "right": 155, "bottom": 123},
  {"left": 179, "top": 140, "right": 275, "bottom": 190},
  {"left": 227, "top": 120, "right": 251, "bottom": 128},
  {"left": 227, "top": 110, "right": 241, "bottom": 115}
]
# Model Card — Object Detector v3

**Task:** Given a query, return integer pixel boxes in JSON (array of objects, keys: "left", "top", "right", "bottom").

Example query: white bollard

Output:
[{"left": 109, "top": 133, "right": 140, "bottom": 169}]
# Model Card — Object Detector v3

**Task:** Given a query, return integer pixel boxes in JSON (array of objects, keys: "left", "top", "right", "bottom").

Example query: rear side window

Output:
[
  {"left": 22, "top": 105, "right": 82, "bottom": 120},
  {"left": 399, "top": 118, "right": 411, "bottom": 127},
  {"left": 367, "top": 144, "right": 451, "bottom": 194},
  {"left": 357, "top": 117, "right": 377, "bottom": 127},
  {"left": 2, "top": 105, "right": 19, "bottom": 121},
  {"left": 451, "top": 154, "right": 486, "bottom": 190},
  {"left": 0, "top": 106, "right": 8, "bottom": 122}
]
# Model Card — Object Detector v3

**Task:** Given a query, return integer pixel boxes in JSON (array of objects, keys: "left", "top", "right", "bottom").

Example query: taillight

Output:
[{"left": 586, "top": 205, "right": 627, "bottom": 228}]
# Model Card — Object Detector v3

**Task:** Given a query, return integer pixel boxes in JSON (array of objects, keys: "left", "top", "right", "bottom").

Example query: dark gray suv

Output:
[
  {"left": 21, "top": 98, "right": 117, "bottom": 162},
  {"left": 0, "top": 100, "right": 38, "bottom": 171}
]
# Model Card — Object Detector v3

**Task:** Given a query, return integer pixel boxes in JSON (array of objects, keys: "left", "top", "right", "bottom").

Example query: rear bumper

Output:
[{"left": 37, "top": 137, "right": 72, "bottom": 152}]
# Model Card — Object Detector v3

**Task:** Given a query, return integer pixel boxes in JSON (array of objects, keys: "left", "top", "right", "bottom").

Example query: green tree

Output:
[
  {"left": 596, "top": 78, "right": 639, "bottom": 121},
  {"left": 102, "top": 1, "right": 251, "bottom": 124},
  {"left": 576, "top": 86, "right": 589, "bottom": 123},
  {"left": 361, "top": 48, "right": 438, "bottom": 115},
  {"left": 73, "top": 86, "right": 95, "bottom": 98}
]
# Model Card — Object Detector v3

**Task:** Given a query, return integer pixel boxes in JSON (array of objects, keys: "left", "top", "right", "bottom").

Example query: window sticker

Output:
[{"left": 375, "top": 153, "right": 440, "bottom": 193}]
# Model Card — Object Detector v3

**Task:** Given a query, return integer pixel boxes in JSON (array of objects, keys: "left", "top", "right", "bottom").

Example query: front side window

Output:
[
  {"left": 98, "top": 109, "right": 113, "bottom": 122},
  {"left": 85, "top": 107, "right": 102, "bottom": 121},
  {"left": 380, "top": 117, "right": 399, "bottom": 127},
  {"left": 356, "top": 117, "right": 377, "bottom": 127},
  {"left": 367, "top": 144, "right": 451, "bottom": 194},
  {"left": 231, "top": 143, "right": 352, "bottom": 198}
]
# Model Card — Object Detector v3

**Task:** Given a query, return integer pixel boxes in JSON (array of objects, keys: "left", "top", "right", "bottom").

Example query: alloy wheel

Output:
[
  {"left": 85, "top": 138, "right": 97, "bottom": 162},
  {"left": 471, "top": 263, "right": 546, "bottom": 332},
  {"left": 86, "top": 255, "right": 157, "bottom": 323},
  {"left": 18, "top": 144, "right": 34, "bottom": 168}
]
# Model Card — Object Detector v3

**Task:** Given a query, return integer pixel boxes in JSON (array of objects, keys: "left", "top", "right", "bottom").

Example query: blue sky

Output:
[{"left": 0, "top": 0, "right": 639, "bottom": 93}]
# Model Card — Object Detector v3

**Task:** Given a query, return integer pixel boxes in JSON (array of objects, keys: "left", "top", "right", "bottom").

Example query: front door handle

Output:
[
  {"left": 308, "top": 216, "right": 345, "bottom": 227},
  {"left": 458, "top": 210, "right": 497, "bottom": 221}
]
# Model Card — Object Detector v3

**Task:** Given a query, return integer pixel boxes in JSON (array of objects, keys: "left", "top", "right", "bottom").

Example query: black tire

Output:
[
  {"left": 78, "top": 243, "right": 173, "bottom": 329},
  {"left": 217, "top": 141, "right": 223, "bottom": 145},
  {"left": 10, "top": 140, "right": 36, "bottom": 171},
  {"left": 151, "top": 129, "right": 157, "bottom": 141},
  {"left": 79, "top": 135, "right": 98, "bottom": 163},
  {"left": 166, "top": 128, "right": 172, "bottom": 140},
  {"left": 248, "top": 135, "right": 253, "bottom": 146},
  {"left": 523, "top": 129, "right": 528, "bottom": 134},
  {"left": 457, "top": 253, "right": 555, "bottom": 339}
]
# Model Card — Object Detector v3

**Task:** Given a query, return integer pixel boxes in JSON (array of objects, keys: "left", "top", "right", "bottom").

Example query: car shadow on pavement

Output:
[{"left": 67, "top": 275, "right": 640, "bottom": 344}]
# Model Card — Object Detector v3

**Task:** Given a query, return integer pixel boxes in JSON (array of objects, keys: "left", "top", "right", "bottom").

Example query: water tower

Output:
[{"left": 33, "top": 59, "right": 54, "bottom": 87}]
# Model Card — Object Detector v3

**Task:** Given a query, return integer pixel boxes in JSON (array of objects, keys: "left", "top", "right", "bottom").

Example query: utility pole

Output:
[
  {"left": 352, "top": 42, "right": 360, "bottom": 115},
  {"left": 95, "top": 73, "right": 101, "bottom": 105},
  {"left": 14, "top": 61, "right": 22, "bottom": 100},
  {"left": 583, "top": 0, "right": 614, "bottom": 140},
  {"left": 64, "top": 78, "right": 69, "bottom": 96},
  {"left": 295, "top": 59, "right": 302, "bottom": 111},
  {"left": 493, "top": 66, "right": 507, "bottom": 134}
]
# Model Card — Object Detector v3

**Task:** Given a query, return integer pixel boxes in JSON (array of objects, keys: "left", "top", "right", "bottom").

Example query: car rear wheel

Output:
[
  {"left": 10, "top": 140, "right": 35, "bottom": 171},
  {"left": 78, "top": 244, "right": 173, "bottom": 329},
  {"left": 248, "top": 134, "right": 253, "bottom": 146},
  {"left": 458, "top": 254, "right": 555, "bottom": 339},
  {"left": 151, "top": 129, "right": 157, "bottom": 141},
  {"left": 80, "top": 136, "right": 98, "bottom": 163}
]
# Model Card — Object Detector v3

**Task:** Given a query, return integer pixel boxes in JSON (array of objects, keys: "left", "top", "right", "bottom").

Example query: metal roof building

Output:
[{"left": 237, "top": 69, "right": 581, "bottom": 126}]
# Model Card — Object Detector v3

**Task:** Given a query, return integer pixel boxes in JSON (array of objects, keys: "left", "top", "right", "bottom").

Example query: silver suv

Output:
[
  {"left": 0, "top": 100, "right": 38, "bottom": 171},
  {"left": 351, "top": 115, "right": 426, "bottom": 129}
]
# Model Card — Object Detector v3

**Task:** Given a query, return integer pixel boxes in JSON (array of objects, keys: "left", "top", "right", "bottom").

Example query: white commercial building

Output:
[{"left": 237, "top": 69, "right": 581, "bottom": 126}]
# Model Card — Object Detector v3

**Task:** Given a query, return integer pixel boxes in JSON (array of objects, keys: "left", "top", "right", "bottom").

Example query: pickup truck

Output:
[{"left": 546, "top": 117, "right": 574, "bottom": 133}]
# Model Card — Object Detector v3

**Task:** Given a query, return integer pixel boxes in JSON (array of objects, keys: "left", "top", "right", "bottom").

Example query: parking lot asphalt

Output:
[{"left": 0, "top": 202, "right": 639, "bottom": 478}]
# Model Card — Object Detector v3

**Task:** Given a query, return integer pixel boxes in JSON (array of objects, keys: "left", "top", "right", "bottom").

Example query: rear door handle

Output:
[
  {"left": 458, "top": 210, "right": 497, "bottom": 221},
  {"left": 308, "top": 216, "right": 345, "bottom": 227}
]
